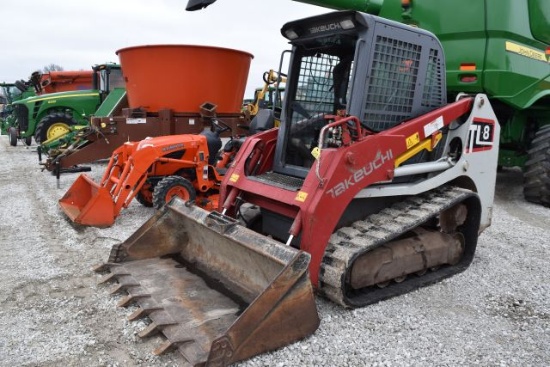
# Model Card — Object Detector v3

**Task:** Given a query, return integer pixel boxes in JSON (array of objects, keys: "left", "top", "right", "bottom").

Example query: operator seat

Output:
[{"left": 224, "top": 109, "right": 276, "bottom": 153}]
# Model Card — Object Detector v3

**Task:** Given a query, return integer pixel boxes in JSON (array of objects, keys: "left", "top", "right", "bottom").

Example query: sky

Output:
[{"left": 0, "top": 0, "right": 328, "bottom": 99}]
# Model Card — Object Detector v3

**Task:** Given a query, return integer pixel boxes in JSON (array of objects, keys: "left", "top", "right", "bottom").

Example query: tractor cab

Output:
[{"left": 92, "top": 64, "right": 124, "bottom": 102}]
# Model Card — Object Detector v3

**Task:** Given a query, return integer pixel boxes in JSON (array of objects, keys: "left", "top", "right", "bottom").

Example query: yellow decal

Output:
[
  {"left": 295, "top": 191, "right": 308, "bottom": 202},
  {"left": 31, "top": 92, "right": 99, "bottom": 103},
  {"left": 505, "top": 41, "right": 547, "bottom": 63},
  {"left": 311, "top": 147, "right": 321, "bottom": 160},
  {"left": 229, "top": 173, "right": 239, "bottom": 183},
  {"left": 406, "top": 132, "right": 420, "bottom": 149}
]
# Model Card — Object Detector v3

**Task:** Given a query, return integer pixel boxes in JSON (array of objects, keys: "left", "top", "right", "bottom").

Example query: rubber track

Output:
[{"left": 319, "top": 185, "right": 477, "bottom": 308}]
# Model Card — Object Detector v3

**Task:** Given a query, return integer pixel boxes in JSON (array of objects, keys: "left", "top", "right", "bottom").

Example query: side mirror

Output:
[{"left": 186, "top": 0, "right": 217, "bottom": 11}]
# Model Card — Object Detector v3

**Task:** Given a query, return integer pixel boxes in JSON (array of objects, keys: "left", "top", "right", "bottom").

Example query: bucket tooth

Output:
[
  {"left": 127, "top": 306, "right": 163, "bottom": 321},
  {"left": 98, "top": 272, "right": 129, "bottom": 284},
  {"left": 138, "top": 321, "right": 177, "bottom": 338},
  {"left": 117, "top": 293, "right": 151, "bottom": 307},
  {"left": 207, "top": 336, "right": 235, "bottom": 365},
  {"left": 153, "top": 339, "right": 196, "bottom": 356},
  {"left": 109, "top": 282, "right": 140, "bottom": 295},
  {"left": 93, "top": 262, "right": 121, "bottom": 273}
]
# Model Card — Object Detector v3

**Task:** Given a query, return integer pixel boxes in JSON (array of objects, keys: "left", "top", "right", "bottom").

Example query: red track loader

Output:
[{"left": 95, "top": 11, "right": 501, "bottom": 365}]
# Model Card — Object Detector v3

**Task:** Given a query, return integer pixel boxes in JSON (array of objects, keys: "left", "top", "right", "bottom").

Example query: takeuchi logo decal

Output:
[
  {"left": 327, "top": 149, "right": 393, "bottom": 198},
  {"left": 309, "top": 22, "right": 342, "bottom": 34}
]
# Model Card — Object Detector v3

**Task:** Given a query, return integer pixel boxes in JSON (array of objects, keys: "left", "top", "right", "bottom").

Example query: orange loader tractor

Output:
[{"left": 59, "top": 107, "right": 276, "bottom": 227}]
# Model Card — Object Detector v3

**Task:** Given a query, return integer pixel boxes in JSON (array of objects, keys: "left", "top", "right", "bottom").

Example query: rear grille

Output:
[{"left": 362, "top": 33, "right": 445, "bottom": 132}]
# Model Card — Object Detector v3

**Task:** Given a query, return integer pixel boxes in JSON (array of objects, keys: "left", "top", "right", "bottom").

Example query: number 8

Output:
[{"left": 482, "top": 125, "right": 491, "bottom": 140}]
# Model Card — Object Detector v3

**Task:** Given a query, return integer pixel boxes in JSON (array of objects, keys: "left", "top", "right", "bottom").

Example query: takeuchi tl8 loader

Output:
[{"left": 95, "top": 11, "right": 500, "bottom": 366}]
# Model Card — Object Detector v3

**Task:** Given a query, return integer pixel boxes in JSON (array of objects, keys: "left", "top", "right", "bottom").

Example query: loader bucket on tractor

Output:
[
  {"left": 59, "top": 174, "right": 116, "bottom": 227},
  {"left": 95, "top": 198, "right": 320, "bottom": 366}
]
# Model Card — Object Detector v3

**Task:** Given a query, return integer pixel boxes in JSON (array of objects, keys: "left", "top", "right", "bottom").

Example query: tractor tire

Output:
[
  {"left": 8, "top": 127, "right": 17, "bottom": 147},
  {"left": 24, "top": 136, "right": 33, "bottom": 146},
  {"left": 523, "top": 125, "right": 550, "bottom": 207},
  {"left": 34, "top": 112, "right": 78, "bottom": 144},
  {"left": 135, "top": 182, "right": 154, "bottom": 208},
  {"left": 152, "top": 176, "right": 196, "bottom": 210}
]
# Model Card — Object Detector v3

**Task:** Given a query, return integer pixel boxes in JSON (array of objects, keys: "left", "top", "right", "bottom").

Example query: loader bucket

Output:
[
  {"left": 95, "top": 198, "right": 320, "bottom": 366},
  {"left": 59, "top": 174, "right": 116, "bottom": 227}
]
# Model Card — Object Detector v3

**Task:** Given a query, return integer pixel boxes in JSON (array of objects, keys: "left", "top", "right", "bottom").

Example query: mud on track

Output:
[{"left": 0, "top": 135, "right": 548, "bottom": 367}]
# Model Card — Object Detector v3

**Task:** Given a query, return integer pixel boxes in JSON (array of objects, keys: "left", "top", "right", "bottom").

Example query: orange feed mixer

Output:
[{"left": 117, "top": 44, "right": 253, "bottom": 113}]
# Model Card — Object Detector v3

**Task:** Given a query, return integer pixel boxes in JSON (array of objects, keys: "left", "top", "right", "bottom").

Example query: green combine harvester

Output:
[
  {"left": 9, "top": 63, "right": 126, "bottom": 147},
  {"left": 291, "top": 0, "right": 550, "bottom": 205}
]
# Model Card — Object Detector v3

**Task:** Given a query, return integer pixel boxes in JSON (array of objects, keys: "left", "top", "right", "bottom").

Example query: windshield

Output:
[
  {"left": 283, "top": 34, "right": 355, "bottom": 169},
  {"left": 2, "top": 85, "right": 22, "bottom": 102},
  {"left": 99, "top": 68, "right": 125, "bottom": 91}
]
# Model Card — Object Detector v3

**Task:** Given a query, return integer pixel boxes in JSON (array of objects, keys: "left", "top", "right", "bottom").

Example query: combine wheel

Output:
[
  {"left": 152, "top": 176, "right": 196, "bottom": 209},
  {"left": 8, "top": 127, "right": 17, "bottom": 146},
  {"left": 34, "top": 112, "right": 77, "bottom": 144},
  {"left": 523, "top": 125, "right": 550, "bottom": 207}
]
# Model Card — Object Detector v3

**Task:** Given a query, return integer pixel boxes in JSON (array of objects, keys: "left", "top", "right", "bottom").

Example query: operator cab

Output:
[
  {"left": 275, "top": 15, "right": 357, "bottom": 177},
  {"left": 93, "top": 64, "right": 124, "bottom": 100},
  {"left": 274, "top": 11, "right": 446, "bottom": 179}
]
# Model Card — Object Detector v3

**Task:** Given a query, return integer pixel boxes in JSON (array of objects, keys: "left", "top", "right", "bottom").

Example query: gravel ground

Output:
[{"left": 0, "top": 134, "right": 548, "bottom": 367}]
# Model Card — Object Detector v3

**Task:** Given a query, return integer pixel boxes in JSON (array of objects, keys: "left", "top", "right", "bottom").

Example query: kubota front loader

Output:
[
  {"left": 95, "top": 11, "right": 501, "bottom": 365},
  {"left": 59, "top": 120, "right": 230, "bottom": 227}
]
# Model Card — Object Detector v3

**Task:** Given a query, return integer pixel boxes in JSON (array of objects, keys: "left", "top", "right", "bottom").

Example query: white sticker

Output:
[
  {"left": 189, "top": 118, "right": 195, "bottom": 125},
  {"left": 126, "top": 118, "right": 146, "bottom": 124},
  {"left": 423, "top": 116, "right": 444, "bottom": 137}
]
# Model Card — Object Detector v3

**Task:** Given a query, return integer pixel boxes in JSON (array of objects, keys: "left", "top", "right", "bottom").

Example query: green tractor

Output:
[
  {"left": 9, "top": 63, "right": 125, "bottom": 147},
  {"left": 1, "top": 79, "right": 41, "bottom": 140},
  {"left": 291, "top": 0, "right": 550, "bottom": 205}
]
